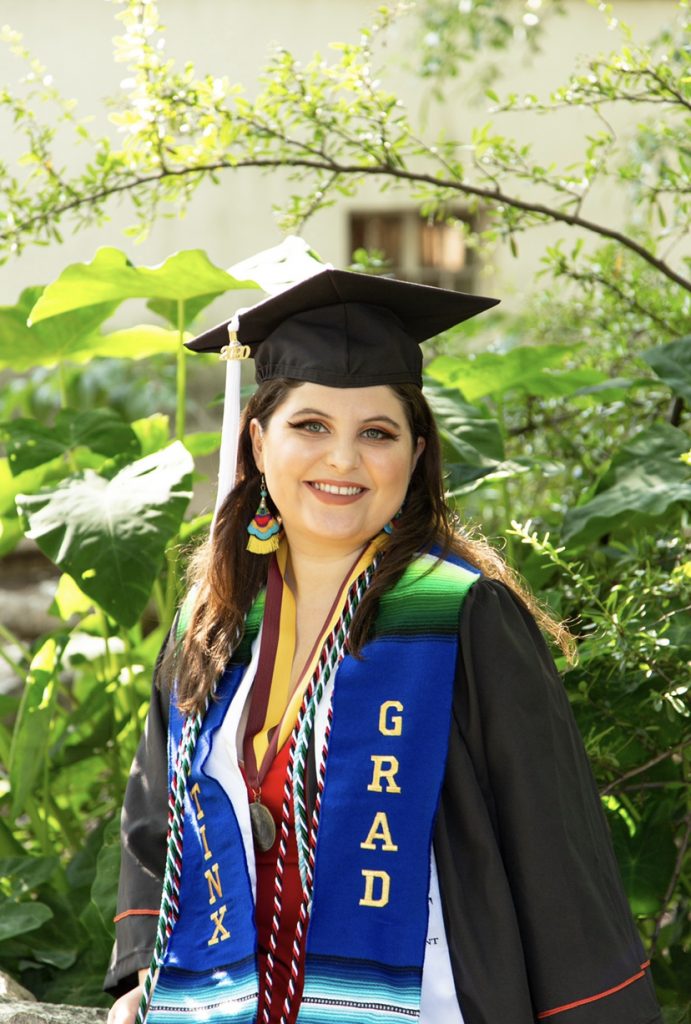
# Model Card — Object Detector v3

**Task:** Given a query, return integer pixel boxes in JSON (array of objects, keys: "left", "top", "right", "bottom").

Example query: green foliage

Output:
[
  {"left": 0, "top": 241, "right": 320, "bottom": 1004},
  {"left": 644, "top": 338, "right": 691, "bottom": 406},
  {"left": 1, "top": 409, "right": 140, "bottom": 474},
  {"left": 28, "top": 247, "right": 258, "bottom": 323},
  {"left": 415, "top": 0, "right": 567, "bottom": 94},
  {"left": 17, "top": 443, "right": 194, "bottom": 627},
  {"left": 1, "top": 242, "right": 684, "bottom": 1011},
  {"left": 1, "top": 0, "right": 688, "bottom": 312},
  {"left": 424, "top": 297, "right": 690, "bottom": 1016},
  {"left": 562, "top": 424, "right": 691, "bottom": 543},
  {"left": 0, "top": 0, "right": 689, "bottom": 1012}
]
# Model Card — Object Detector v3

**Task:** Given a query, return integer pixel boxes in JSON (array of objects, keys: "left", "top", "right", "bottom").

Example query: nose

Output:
[{"left": 325, "top": 436, "right": 360, "bottom": 473}]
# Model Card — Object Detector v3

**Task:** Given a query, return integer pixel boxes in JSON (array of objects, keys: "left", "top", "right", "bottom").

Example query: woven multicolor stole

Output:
[{"left": 142, "top": 548, "right": 480, "bottom": 1024}]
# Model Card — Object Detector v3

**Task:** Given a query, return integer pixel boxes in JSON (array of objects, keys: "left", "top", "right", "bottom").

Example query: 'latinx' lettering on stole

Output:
[
  {"left": 189, "top": 781, "right": 231, "bottom": 946},
  {"left": 359, "top": 700, "right": 403, "bottom": 909}
]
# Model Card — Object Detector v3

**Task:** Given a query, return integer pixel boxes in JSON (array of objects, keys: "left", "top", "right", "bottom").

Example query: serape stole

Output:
[{"left": 145, "top": 550, "right": 480, "bottom": 1023}]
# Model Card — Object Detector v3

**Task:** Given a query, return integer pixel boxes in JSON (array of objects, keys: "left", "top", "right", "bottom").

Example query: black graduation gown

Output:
[{"left": 104, "top": 579, "right": 662, "bottom": 1023}]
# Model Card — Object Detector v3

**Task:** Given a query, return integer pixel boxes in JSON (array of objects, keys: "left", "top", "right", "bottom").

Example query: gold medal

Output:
[{"left": 250, "top": 798, "right": 277, "bottom": 852}]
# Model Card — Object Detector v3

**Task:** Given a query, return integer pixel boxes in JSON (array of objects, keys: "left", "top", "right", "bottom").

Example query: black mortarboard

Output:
[
  {"left": 189, "top": 264, "right": 499, "bottom": 526},
  {"left": 185, "top": 268, "right": 499, "bottom": 389}
]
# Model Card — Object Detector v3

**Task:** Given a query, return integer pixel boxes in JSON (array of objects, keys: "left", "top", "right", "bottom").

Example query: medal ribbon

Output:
[{"left": 242, "top": 535, "right": 387, "bottom": 792}]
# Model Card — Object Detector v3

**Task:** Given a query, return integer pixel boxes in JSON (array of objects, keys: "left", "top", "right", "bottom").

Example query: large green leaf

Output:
[
  {"left": 610, "top": 813, "right": 677, "bottom": 916},
  {"left": 29, "top": 247, "right": 259, "bottom": 321},
  {"left": 426, "top": 384, "right": 508, "bottom": 492},
  {"left": 16, "top": 442, "right": 194, "bottom": 627},
  {"left": 0, "top": 458, "right": 57, "bottom": 515},
  {"left": 90, "top": 817, "right": 121, "bottom": 932},
  {"left": 131, "top": 413, "right": 171, "bottom": 456},
  {"left": 563, "top": 424, "right": 691, "bottom": 543},
  {"left": 0, "top": 514, "right": 24, "bottom": 557},
  {"left": 448, "top": 458, "right": 534, "bottom": 494},
  {"left": 643, "top": 336, "right": 691, "bottom": 403},
  {"left": 148, "top": 293, "right": 223, "bottom": 330},
  {"left": 0, "top": 856, "right": 60, "bottom": 895},
  {"left": 426, "top": 344, "right": 597, "bottom": 402},
  {"left": 50, "top": 573, "right": 95, "bottom": 622},
  {"left": 0, "top": 818, "right": 26, "bottom": 857},
  {"left": 9, "top": 637, "right": 65, "bottom": 818},
  {"left": 87, "top": 324, "right": 184, "bottom": 360},
  {"left": 183, "top": 431, "right": 221, "bottom": 457},
  {"left": 653, "top": 946, "right": 691, "bottom": 1003},
  {"left": 1, "top": 409, "right": 140, "bottom": 476},
  {"left": 0, "top": 900, "right": 53, "bottom": 941},
  {"left": 427, "top": 385, "right": 504, "bottom": 461},
  {"left": 0, "top": 287, "right": 118, "bottom": 371}
]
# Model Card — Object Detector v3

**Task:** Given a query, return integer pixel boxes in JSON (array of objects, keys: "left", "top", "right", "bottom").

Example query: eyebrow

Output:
[{"left": 290, "top": 407, "right": 402, "bottom": 430}]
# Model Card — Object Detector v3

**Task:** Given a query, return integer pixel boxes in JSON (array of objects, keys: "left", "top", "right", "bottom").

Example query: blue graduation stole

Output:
[{"left": 146, "top": 552, "right": 479, "bottom": 1023}]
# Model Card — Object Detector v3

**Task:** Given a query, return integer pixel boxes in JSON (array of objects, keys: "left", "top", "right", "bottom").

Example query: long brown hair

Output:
[{"left": 172, "top": 379, "right": 574, "bottom": 713}]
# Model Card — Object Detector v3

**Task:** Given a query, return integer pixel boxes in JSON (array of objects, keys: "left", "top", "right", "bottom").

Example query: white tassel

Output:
[
  {"left": 209, "top": 238, "right": 327, "bottom": 535},
  {"left": 211, "top": 320, "right": 246, "bottom": 535}
]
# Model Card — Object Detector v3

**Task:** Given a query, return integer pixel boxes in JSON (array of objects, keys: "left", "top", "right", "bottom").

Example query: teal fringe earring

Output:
[
  {"left": 246, "top": 475, "right": 282, "bottom": 554},
  {"left": 383, "top": 506, "right": 404, "bottom": 535}
]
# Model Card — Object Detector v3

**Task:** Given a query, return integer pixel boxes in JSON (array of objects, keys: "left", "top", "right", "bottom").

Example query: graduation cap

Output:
[
  {"left": 185, "top": 267, "right": 499, "bottom": 524},
  {"left": 185, "top": 268, "right": 499, "bottom": 389}
]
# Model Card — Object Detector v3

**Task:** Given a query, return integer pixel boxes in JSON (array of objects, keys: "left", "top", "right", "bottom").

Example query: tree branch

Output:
[
  {"left": 549, "top": 265, "right": 682, "bottom": 336},
  {"left": 3, "top": 151, "right": 690, "bottom": 292},
  {"left": 600, "top": 741, "right": 691, "bottom": 796},
  {"left": 651, "top": 810, "right": 691, "bottom": 956}
]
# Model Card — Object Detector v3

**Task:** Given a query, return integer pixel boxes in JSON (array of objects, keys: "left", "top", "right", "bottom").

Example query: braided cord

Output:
[
  {"left": 134, "top": 696, "right": 211, "bottom": 1024},
  {"left": 135, "top": 554, "right": 377, "bottom": 1024},
  {"left": 261, "top": 557, "right": 378, "bottom": 1024}
]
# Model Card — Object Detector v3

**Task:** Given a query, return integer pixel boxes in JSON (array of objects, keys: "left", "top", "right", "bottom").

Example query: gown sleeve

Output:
[
  {"left": 103, "top": 635, "right": 171, "bottom": 997},
  {"left": 434, "top": 578, "right": 662, "bottom": 1024}
]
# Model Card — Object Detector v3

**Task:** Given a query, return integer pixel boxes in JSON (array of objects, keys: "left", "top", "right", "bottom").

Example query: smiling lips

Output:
[{"left": 308, "top": 480, "right": 367, "bottom": 503}]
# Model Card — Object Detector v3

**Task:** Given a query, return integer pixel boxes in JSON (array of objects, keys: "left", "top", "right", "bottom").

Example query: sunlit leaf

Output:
[
  {"left": 534, "top": 367, "right": 610, "bottom": 398},
  {"left": 16, "top": 443, "right": 194, "bottom": 627},
  {"left": 147, "top": 293, "right": 222, "bottom": 329},
  {"left": 0, "top": 458, "right": 59, "bottom": 515},
  {"left": 179, "top": 513, "right": 213, "bottom": 542},
  {"left": 0, "top": 515, "right": 24, "bottom": 557},
  {"left": 426, "top": 345, "right": 585, "bottom": 401},
  {"left": 131, "top": 413, "right": 170, "bottom": 456},
  {"left": 0, "top": 287, "right": 117, "bottom": 371},
  {"left": 87, "top": 324, "right": 184, "bottom": 360},
  {"left": 9, "top": 637, "right": 65, "bottom": 818},
  {"left": 29, "top": 247, "right": 259, "bottom": 322},
  {"left": 50, "top": 573, "right": 95, "bottom": 622},
  {"left": 183, "top": 431, "right": 221, "bottom": 457}
]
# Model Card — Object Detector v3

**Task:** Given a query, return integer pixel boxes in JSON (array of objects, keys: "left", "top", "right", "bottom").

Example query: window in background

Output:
[{"left": 349, "top": 209, "right": 481, "bottom": 290}]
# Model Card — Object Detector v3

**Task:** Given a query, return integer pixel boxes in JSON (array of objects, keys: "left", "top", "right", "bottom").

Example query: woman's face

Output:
[{"left": 250, "top": 383, "right": 424, "bottom": 556}]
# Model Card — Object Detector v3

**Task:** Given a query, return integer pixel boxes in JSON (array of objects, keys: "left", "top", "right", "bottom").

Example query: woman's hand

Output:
[{"left": 107, "top": 971, "right": 148, "bottom": 1024}]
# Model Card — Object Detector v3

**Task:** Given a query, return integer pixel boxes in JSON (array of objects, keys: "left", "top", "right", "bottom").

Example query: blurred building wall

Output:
[{"left": 0, "top": 0, "right": 676, "bottom": 315}]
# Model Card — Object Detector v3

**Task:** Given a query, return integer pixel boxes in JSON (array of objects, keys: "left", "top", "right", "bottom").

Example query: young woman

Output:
[{"left": 106, "top": 269, "right": 661, "bottom": 1024}]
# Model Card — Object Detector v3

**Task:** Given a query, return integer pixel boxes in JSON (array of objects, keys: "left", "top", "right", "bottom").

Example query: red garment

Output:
[{"left": 243, "top": 741, "right": 305, "bottom": 1024}]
